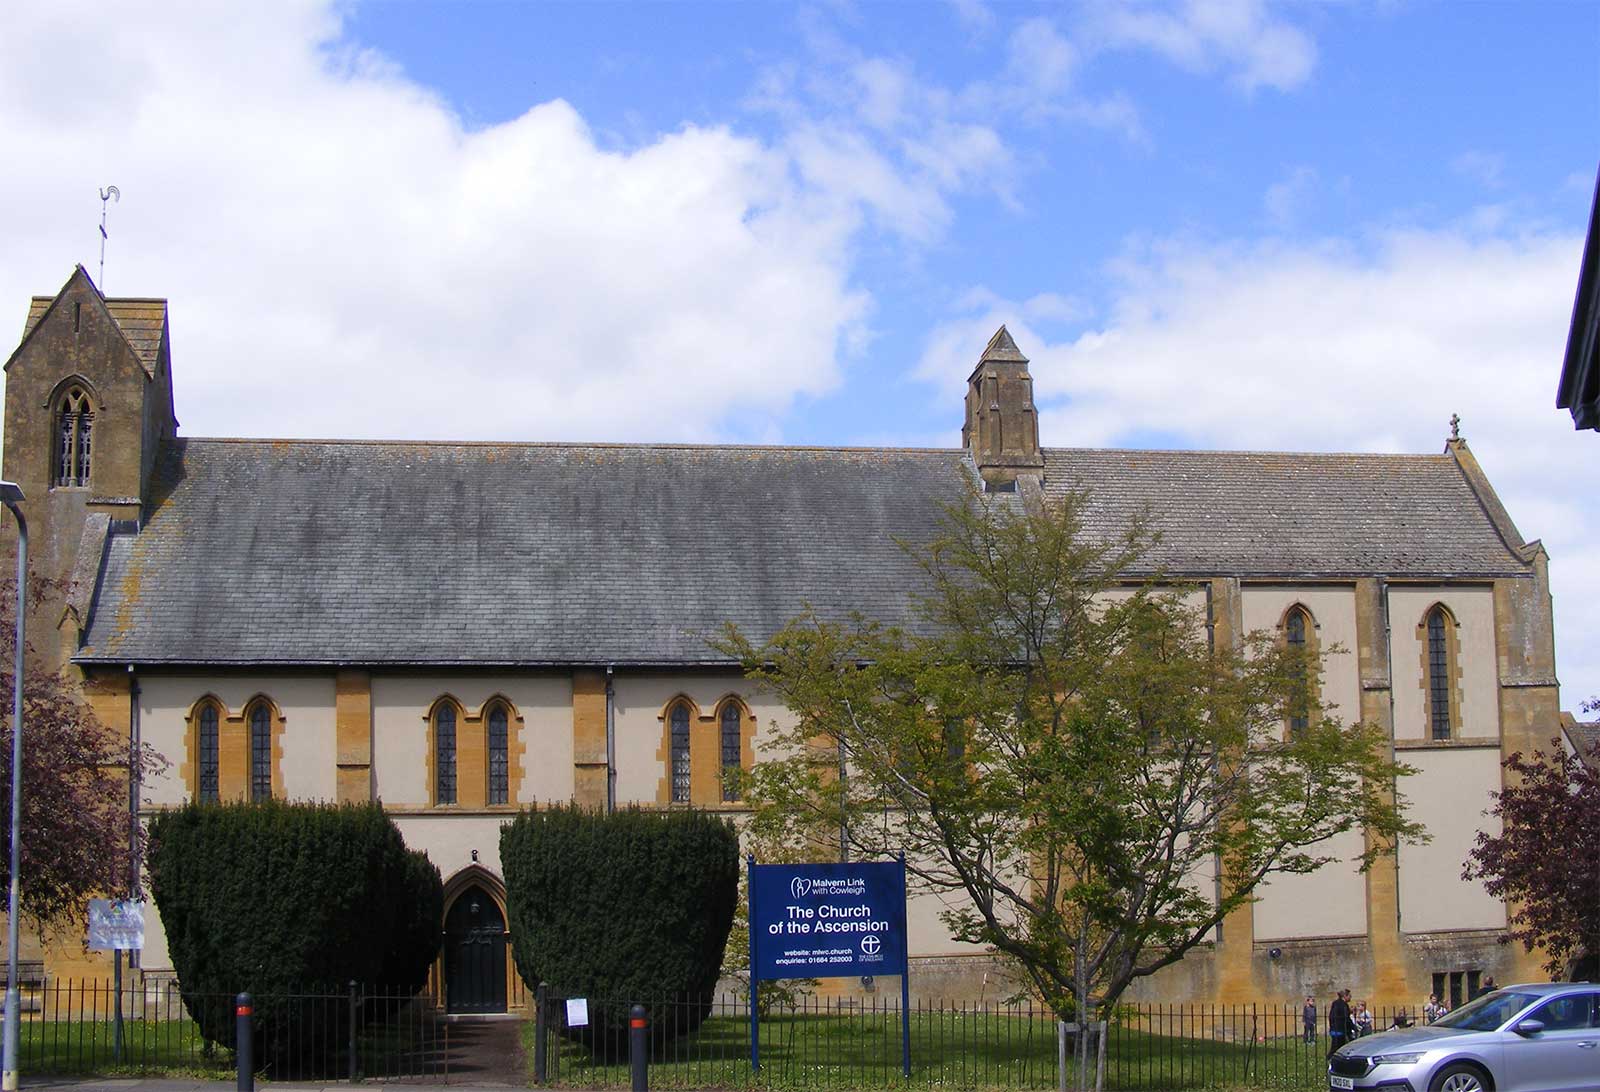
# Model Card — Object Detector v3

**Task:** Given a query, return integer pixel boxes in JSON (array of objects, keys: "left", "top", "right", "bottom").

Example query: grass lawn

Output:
[
  {"left": 19, "top": 1015, "right": 234, "bottom": 1078},
  {"left": 17, "top": 1008, "right": 442, "bottom": 1081},
  {"left": 525, "top": 1007, "right": 1335, "bottom": 1090}
]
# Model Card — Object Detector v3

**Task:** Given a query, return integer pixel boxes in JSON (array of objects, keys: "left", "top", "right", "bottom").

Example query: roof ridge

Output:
[
  {"left": 163, "top": 437, "right": 1462, "bottom": 461},
  {"left": 1045, "top": 445, "right": 1452, "bottom": 460},
  {"left": 175, "top": 436, "right": 969, "bottom": 454}
]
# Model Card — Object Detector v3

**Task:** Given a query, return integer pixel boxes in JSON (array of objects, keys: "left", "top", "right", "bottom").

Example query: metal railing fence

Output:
[
  {"left": 15, "top": 978, "right": 1429, "bottom": 1090},
  {"left": 13, "top": 977, "right": 447, "bottom": 1081},
  {"left": 531, "top": 992, "right": 1421, "bottom": 1091}
]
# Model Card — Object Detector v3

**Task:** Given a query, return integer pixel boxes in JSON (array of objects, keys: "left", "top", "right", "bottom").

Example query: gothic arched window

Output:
[
  {"left": 1284, "top": 605, "right": 1312, "bottom": 737},
  {"left": 55, "top": 386, "right": 93, "bottom": 487},
  {"left": 487, "top": 704, "right": 509, "bottom": 805},
  {"left": 1426, "top": 606, "right": 1453, "bottom": 740},
  {"left": 248, "top": 703, "right": 272, "bottom": 801},
  {"left": 670, "top": 702, "right": 691, "bottom": 804},
  {"left": 719, "top": 702, "right": 742, "bottom": 802},
  {"left": 197, "top": 702, "right": 220, "bottom": 803},
  {"left": 435, "top": 703, "right": 458, "bottom": 805}
]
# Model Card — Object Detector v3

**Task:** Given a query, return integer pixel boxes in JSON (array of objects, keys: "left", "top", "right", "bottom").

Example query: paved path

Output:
[{"left": 435, "top": 1019, "right": 526, "bottom": 1085}]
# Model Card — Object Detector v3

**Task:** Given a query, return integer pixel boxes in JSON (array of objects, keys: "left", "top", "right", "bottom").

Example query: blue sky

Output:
[{"left": 2, "top": 0, "right": 1597, "bottom": 697}]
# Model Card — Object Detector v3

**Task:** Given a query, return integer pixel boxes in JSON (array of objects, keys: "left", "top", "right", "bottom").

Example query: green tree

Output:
[
  {"left": 1463, "top": 735, "right": 1600, "bottom": 980},
  {"left": 501, "top": 805, "right": 739, "bottom": 1051},
  {"left": 719, "top": 482, "right": 1421, "bottom": 1060},
  {"left": 0, "top": 576, "right": 164, "bottom": 931},
  {"left": 148, "top": 800, "right": 444, "bottom": 1067}
]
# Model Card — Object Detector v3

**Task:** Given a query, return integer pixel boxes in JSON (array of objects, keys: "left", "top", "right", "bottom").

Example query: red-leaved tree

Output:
[
  {"left": 1464, "top": 735, "right": 1600, "bottom": 979},
  {"left": 0, "top": 577, "right": 165, "bottom": 930}
]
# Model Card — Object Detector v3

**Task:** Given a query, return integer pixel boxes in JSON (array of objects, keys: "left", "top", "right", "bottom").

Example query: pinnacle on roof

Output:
[{"left": 980, "top": 325, "right": 1028, "bottom": 364}]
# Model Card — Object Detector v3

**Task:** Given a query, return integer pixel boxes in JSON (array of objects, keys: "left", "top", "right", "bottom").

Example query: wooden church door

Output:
[{"left": 444, "top": 885, "right": 508, "bottom": 1014}]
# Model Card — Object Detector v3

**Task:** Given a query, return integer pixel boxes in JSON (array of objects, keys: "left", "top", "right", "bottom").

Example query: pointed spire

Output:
[{"left": 981, "top": 325, "right": 1028, "bottom": 364}]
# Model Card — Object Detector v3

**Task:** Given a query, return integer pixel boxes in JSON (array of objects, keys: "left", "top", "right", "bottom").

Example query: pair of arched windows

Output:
[
  {"left": 666, "top": 698, "right": 747, "bottom": 804},
  {"left": 430, "top": 699, "right": 513, "bottom": 807},
  {"left": 55, "top": 385, "right": 94, "bottom": 488},
  {"left": 191, "top": 697, "right": 277, "bottom": 803}
]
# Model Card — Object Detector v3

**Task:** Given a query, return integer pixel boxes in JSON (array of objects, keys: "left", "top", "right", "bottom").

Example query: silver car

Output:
[{"left": 1327, "top": 983, "right": 1599, "bottom": 1092}]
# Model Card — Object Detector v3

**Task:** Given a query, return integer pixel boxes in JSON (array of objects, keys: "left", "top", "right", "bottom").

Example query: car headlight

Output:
[{"left": 1370, "top": 1053, "right": 1425, "bottom": 1065}]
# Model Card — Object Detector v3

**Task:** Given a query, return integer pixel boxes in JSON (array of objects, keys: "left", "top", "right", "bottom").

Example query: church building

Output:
[{"left": 3, "top": 267, "right": 1562, "bottom": 1012}]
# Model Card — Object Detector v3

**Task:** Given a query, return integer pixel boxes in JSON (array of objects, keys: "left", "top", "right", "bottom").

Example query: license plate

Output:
[{"left": 1330, "top": 1077, "right": 1354, "bottom": 1090}]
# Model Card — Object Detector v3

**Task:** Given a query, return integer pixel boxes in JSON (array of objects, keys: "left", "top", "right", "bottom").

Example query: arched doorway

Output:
[{"left": 444, "top": 884, "right": 508, "bottom": 1014}]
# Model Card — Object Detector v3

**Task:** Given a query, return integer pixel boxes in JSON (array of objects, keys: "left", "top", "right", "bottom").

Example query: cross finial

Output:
[{"left": 1449, "top": 413, "right": 1461, "bottom": 442}]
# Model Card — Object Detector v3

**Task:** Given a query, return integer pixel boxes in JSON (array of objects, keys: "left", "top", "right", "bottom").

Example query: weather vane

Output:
[
  {"left": 98, "top": 186, "right": 120, "bottom": 292},
  {"left": 1449, "top": 413, "right": 1461, "bottom": 442}
]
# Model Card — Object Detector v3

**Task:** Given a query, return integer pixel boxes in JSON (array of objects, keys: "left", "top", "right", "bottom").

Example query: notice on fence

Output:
[
  {"left": 749, "top": 860, "right": 908, "bottom": 981},
  {"left": 86, "top": 899, "right": 145, "bottom": 951},
  {"left": 566, "top": 997, "right": 589, "bottom": 1027}
]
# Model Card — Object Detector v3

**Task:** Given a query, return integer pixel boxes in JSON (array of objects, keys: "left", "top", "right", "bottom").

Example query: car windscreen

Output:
[{"left": 1431, "top": 991, "right": 1541, "bottom": 1032}]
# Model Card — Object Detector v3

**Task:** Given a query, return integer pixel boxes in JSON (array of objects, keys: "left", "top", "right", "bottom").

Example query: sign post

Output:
[
  {"left": 87, "top": 899, "right": 144, "bottom": 1063},
  {"left": 747, "top": 855, "right": 911, "bottom": 1076}
]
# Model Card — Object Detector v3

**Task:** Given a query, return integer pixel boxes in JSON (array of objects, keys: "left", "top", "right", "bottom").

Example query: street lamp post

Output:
[{"left": 1, "top": 480, "right": 25, "bottom": 1092}]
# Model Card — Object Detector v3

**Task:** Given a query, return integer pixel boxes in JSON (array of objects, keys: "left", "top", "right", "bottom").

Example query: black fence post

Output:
[
  {"left": 534, "top": 983, "right": 548, "bottom": 1084},
  {"left": 348, "top": 980, "right": 359, "bottom": 1083},
  {"left": 630, "top": 1004, "right": 648, "bottom": 1092},
  {"left": 235, "top": 992, "right": 254, "bottom": 1092}
]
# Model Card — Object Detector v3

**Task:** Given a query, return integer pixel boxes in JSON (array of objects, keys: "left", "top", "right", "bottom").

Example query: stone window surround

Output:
[
  {"left": 423, "top": 693, "right": 527, "bottom": 809},
  {"left": 181, "top": 693, "right": 285, "bottom": 802},
  {"left": 655, "top": 693, "right": 756, "bottom": 807},
  {"left": 1279, "top": 602, "right": 1321, "bottom": 741},
  {"left": 47, "top": 374, "right": 100, "bottom": 490},
  {"left": 1416, "top": 603, "right": 1465, "bottom": 742}
]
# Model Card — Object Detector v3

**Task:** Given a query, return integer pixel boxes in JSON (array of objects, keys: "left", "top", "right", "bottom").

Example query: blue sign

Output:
[{"left": 749, "top": 860, "right": 908, "bottom": 980}]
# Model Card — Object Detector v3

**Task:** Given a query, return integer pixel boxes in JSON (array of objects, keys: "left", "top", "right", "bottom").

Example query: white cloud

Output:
[
  {"left": 1090, "top": 0, "right": 1318, "bottom": 93},
  {"left": 0, "top": 0, "right": 878, "bottom": 445},
  {"left": 921, "top": 227, "right": 1598, "bottom": 700}
]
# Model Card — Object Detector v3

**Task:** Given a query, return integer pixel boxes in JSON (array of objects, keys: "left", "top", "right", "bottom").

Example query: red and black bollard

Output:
[
  {"left": 629, "top": 1004, "right": 648, "bottom": 1092},
  {"left": 235, "top": 993, "right": 253, "bottom": 1092}
]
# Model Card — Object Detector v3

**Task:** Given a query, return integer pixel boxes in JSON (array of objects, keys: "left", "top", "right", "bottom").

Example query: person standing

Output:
[
  {"left": 1327, "top": 989, "right": 1353, "bottom": 1058},
  {"left": 1353, "top": 1001, "right": 1373, "bottom": 1038},
  {"left": 1424, "top": 994, "right": 1446, "bottom": 1024},
  {"left": 1302, "top": 996, "right": 1317, "bottom": 1044}
]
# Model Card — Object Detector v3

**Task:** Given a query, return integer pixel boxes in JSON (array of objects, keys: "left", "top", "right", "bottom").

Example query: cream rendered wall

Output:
[
  {"left": 610, "top": 672, "right": 792, "bottom": 804},
  {"left": 391, "top": 815, "right": 512, "bottom": 892},
  {"left": 1397, "top": 748, "right": 1505, "bottom": 933},
  {"left": 137, "top": 673, "right": 338, "bottom": 805},
  {"left": 1240, "top": 587, "right": 1367, "bottom": 940},
  {"left": 1252, "top": 829, "right": 1367, "bottom": 940},
  {"left": 1389, "top": 586, "right": 1498, "bottom": 741},
  {"left": 1240, "top": 586, "right": 1360, "bottom": 725},
  {"left": 370, "top": 674, "right": 574, "bottom": 806}
]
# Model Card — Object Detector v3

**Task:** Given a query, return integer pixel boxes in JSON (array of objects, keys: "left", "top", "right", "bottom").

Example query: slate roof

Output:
[
  {"left": 74, "top": 439, "right": 1531, "bottom": 667},
  {"left": 1565, "top": 721, "right": 1600, "bottom": 769},
  {"left": 23, "top": 295, "right": 167, "bottom": 378}
]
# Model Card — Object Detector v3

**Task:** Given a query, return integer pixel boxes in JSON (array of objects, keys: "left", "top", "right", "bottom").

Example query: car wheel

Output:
[{"left": 1430, "top": 1063, "right": 1491, "bottom": 1092}]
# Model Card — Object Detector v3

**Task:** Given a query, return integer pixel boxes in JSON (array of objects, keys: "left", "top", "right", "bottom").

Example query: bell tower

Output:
[
  {"left": 2, "top": 266, "right": 177, "bottom": 664},
  {"left": 963, "top": 325, "right": 1044, "bottom": 491}
]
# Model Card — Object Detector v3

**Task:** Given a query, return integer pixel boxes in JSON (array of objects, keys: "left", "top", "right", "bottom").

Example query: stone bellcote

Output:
[{"left": 963, "top": 326, "right": 1044, "bottom": 490}]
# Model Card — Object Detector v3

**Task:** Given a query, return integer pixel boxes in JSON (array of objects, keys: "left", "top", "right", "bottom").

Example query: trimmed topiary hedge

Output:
[
  {"left": 502, "top": 805, "right": 739, "bottom": 1049},
  {"left": 148, "top": 800, "right": 444, "bottom": 1066}
]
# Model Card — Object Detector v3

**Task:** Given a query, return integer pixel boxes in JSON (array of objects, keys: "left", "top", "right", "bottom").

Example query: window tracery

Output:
[{"left": 55, "top": 386, "right": 93, "bottom": 487}]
